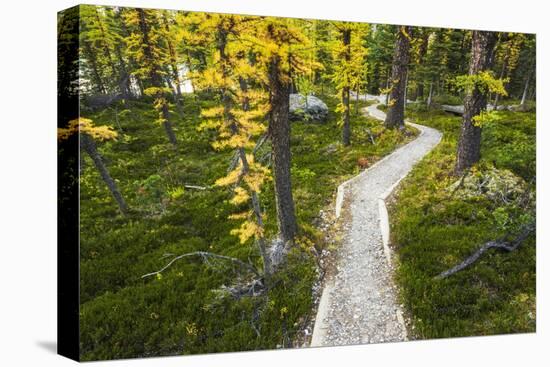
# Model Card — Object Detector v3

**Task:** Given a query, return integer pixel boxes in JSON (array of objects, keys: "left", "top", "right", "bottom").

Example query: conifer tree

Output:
[
  {"left": 331, "top": 22, "right": 369, "bottom": 145},
  {"left": 197, "top": 15, "right": 273, "bottom": 280},
  {"left": 160, "top": 10, "right": 184, "bottom": 115},
  {"left": 252, "top": 18, "right": 312, "bottom": 245},
  {"left": 492, "top": 33, "right": 524, "bottom": 108},
  {"left": 80, "top": 6, "right": 130, "bottom": 97},
  {"left": 384, "top": 26, "right": 413, "bottom": 129},
  {"left": 124, "top": 8, "right": 178, "bottom": 146},
  {"left": 455, "top": 31, "right": 499, "bottom": 174},
  {"left": 366, "top": 24, "right": 396, "bottom": 96}
]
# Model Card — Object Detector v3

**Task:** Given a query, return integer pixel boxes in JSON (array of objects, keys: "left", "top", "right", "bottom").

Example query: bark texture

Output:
[
  {"left": 384, "top": 26, "right": 413, "bottom": 129},
  {"left": 268, "top": 55, "right": 297, "bottom": 245},
  {"left": 455, "top": 31, "right": 497, "bottom": 174}
]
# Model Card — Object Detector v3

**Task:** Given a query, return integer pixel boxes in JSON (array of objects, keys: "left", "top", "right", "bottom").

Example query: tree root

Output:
[{"left": 436, "top": 223, "right": 535, "bottom": 279}]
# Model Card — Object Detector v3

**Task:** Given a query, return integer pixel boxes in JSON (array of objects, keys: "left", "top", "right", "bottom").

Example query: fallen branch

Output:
[
  {"left": 365, "top": 128, "right": 376, "bottom": 145},
  {"left": 436, "top": 223, "right": 535, "bottom": 279},
  {"left": 142, "top": 251, "right": 260, "bottom": 279},
  {"left": 184, "top": 184, "right": 207, "bottom": 190}
]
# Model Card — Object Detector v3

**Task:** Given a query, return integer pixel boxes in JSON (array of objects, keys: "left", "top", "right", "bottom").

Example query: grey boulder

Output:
[{"left": 289, "top": 94, "right": 329, "bottom": 122}]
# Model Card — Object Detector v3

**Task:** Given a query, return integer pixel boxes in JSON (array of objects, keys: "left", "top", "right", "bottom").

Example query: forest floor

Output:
[
  {"left": 311, "top": 97, "right": 442, "bottom": 347},
  {"left": 78, "top": 93, "right": 422, "bottom": 359}
]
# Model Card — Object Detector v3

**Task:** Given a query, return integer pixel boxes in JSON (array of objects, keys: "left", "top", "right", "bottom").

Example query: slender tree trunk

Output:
[
  {"left": 355, "top": 86, "right": 360, "bottom": 115},
  {"left": 385, "top": 26, "right": 413, "bottom": 129},
  {"left": 82, "top": 40, "right": 106, "bottom": 94},
  {"left": 114, "top": 44, "right": 133, "bottom": 99},
  {"left": 81, "top": 134, "right": 128, "bottom": 214},
  {"left": 162, "top": 13, "right": 184, "bottom": 115},
  {"left": 427, "top": 81, "right": 434, "bottom": 108},
  {"left": 404, "top": 71, "right": 409, "bottom": 106},
  {"left": 385, "top": 71, "right": 390, "bottom": 105},
  {"left": 341, "top": 28, "right": 352, "bottom": 146},
  {"left": 520, "top": 70, "right": 531, "bottom": 109},
  {"left": 415, "top": 32, "right": 430, "bottom": 100},
  {"left": 455, "top": 31, "right": 497, "bottom": 174},
  {"left": 268, "top": 55, "right": 297, "bottom": 245},
  {"left": 217, "top": 26, "right": 272, "bottom": 281},
  {"left": 493, "top": 56, "right": 509, "bottom": 110},
  {"left": 137, "top": 9, "right": 177, "bottom": 146},
  {"left": 94, "top": 10, "right": 117, "bottom": 76}
]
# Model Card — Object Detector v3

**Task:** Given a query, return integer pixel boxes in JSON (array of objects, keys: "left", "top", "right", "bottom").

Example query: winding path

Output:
[{"left": 311, "top": 95, "right": 442, "bottom": 347}]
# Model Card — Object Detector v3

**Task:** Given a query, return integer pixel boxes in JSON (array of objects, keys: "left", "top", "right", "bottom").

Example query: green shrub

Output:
[
  {"left": 79, "top": 95, "right": 417, "bottom": 359},
  {"left": 389, "top": 109, "right": 536, "bottom": 339}
]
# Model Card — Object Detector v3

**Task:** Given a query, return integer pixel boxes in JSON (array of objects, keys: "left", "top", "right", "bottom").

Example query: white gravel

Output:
[{"left": 311, "top": 96, "right": 442, "bottom": 347}]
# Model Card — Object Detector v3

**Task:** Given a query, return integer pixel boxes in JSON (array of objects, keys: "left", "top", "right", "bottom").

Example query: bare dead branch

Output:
[
  {"left": 184, "top": 184, "right": 207, "bottom": 190},
  {"left": 436, "top": 223, "right": 535, "bottom": 279},
  {"left": 142, "top": 251, "right": 261, "bottom": 279},
  {"left": 365, "top": 128, "right": 376, "bottom": 145}
]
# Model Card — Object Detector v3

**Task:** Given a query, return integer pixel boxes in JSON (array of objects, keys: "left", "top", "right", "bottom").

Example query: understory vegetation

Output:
[
  {"left": 389, "top": 106, "right": 536, "bottom": 338},
  {"left": 78, "top": 95, "right": 415, "bottom": 360},
  {"left": 57, "top": 5, "right": 536, "bottom": 359}
]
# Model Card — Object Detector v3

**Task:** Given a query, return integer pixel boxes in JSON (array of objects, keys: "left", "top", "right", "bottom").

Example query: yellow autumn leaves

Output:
[{"left": 58, "top": 117, "right": 118, "bottom": 141}]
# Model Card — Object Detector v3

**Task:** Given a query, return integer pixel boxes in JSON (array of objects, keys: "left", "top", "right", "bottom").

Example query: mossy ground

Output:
[
  {"left": 389, "top": 105, "right": 536, "bottom": 339},
  {"left": 78, "top": 94, "right": 416, "bottom": 360}
]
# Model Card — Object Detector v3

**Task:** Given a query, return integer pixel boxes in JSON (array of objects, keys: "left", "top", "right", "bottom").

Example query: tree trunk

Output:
[
  {"left": 216, "top": 25, "right": 273, "bottom": 281},
  {"left": 493, "top": 55, "right": 509, "bottom": 110},
  {"left": 341, "top": 29, "right": 352, "bottom": 146},
  {"left": 161, "top": 103, "right": 178, "bottom": 145},
  {"left": 427, "top": 81, "right": 434, "bottom": 108},
  {"left": 520, "top": 70, "right": 531, "bottom": 109},
  {"left": 268, "top": 55, "right": 297, "bottom": 245},
  {"left": 416, "top": 32, "right": 430, "bottom": 100},
  {"left": 385, "top": 72, "right": 390, "bottom": 105},
  {"left": 94, "top": 8, "right": 120, "bottom": 95},
  {"left": 384, "top": 26, "right": 413, "bottom": 129},
  {"left": 404, "top": 71, "right": 409, "bottom": 106},
  {"left": 162, "top": 13, "right": 184, "bottom": 114},
  {"left": 137, "top": 9, "right": 177, "bottom": 146},
  {"left": 455, "top": 31, "right": 497, "bottom": 174},
  {"left": 82, "top": 40, "right": 106, "bottom": 94},
  {"left": 114, "top": 44, "right": 133, "bottom": 99},
  {"left": 355, "top": 86, "right": 360, "bottom": 115},
  {"left": 81, "top": 134, "right": 128, "bottom": 214}
]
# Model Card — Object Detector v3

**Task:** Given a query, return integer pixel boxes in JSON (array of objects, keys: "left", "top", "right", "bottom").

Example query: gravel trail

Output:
[{"left": 311, "top": 95, "right": 441, "bottom": 347}]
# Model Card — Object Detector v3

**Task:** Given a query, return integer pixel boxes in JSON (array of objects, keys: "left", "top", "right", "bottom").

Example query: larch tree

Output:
[
  {"left": 331, "top": 22, "right": 369, "bottom": 145},
  {"left": 454, "top": 30, "right": 500, "bottom": 174},
  {"left": 333, "top": 23, "right": 352, "bottom": 145},
  {"left": 160, "top": 10, "right": 184, "bottom": 115},
  {"left": 384, "top": 25, "right": 413, "bottom": 129},
  {"left": 250, "top": 18, "right": 313, "bottom": 245},
  {"left": 492, "top": 33, "right": 523, "bottom": 109},
  {"left": 58, "top": 118, "right": 129, "bottom": 215},
  {"left": 197, "top": 14, "right": 274, "bottom": 282},
  {"left": 124, "top": 8, "right": 178, "bottom": 146}
]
